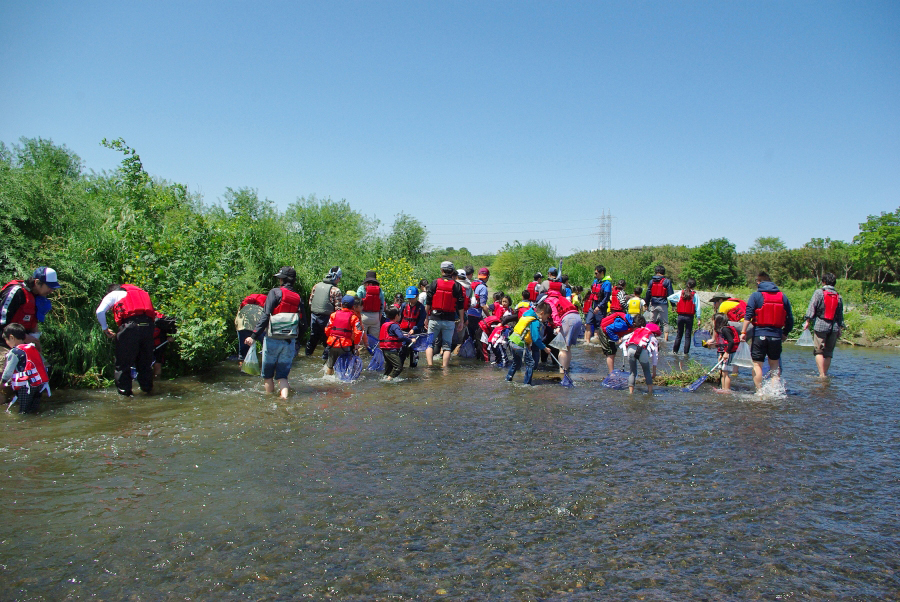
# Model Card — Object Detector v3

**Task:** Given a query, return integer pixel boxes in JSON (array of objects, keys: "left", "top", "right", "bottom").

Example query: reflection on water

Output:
[{"left": 1, "top": 343, "right": 898, "bottom": 599}]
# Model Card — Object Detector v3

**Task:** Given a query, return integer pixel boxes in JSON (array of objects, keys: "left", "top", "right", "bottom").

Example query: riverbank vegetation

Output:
[
  {"left": 0, "top": 137, "right": 461, "bottom": 386},
  {"left": 3, "top": 136, "right": 898, "bottom": 387}
]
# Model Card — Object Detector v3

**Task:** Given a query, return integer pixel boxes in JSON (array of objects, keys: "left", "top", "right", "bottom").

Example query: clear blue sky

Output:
[{"left": 2, "top": 1, "right": 897, "bottom": 255}]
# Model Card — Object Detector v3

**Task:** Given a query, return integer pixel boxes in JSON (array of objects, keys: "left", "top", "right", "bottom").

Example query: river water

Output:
[{"left": 1, "top": 341, "right": 898, "bottom": 600}]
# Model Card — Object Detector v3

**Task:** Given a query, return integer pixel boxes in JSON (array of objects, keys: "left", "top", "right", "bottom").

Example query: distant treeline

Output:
[{"left": 490, "top": 216, "right": 899, "bottom": 295}]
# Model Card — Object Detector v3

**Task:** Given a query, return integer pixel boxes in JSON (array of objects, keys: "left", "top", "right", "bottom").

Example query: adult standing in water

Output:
[
  {"left": 357, "top": 271, "right": 384, "bottom": 340},
  {"left": 424, "top": 261, "right": 466, "bottom": 368},
  {"left": 645, "top": 265, "right": 674, "bottom": 342},
  {"left": 802, "top": 272, "right": 844, "bottom": 378},
  {"left": 95, "top": 283, "right": 156, "bottom": 396},
  {"left": 741, "top": 271, "right": 794, "bottom": 389},
  {"left": 243, "top": 267, "right": 303, "bottom": 399},
  {"left": 583, "top": 264, "right": 612, "bottom": 343},
  {"left": 1, "top": 267, "right": 61, "bottom": 351},
  {"left": 306, "top": 267, "right": 343, "bottom": 359}
]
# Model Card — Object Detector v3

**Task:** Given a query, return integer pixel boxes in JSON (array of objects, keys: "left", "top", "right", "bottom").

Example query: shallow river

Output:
[{"left": 1, "top": 341, "right": 898, "bottom": 600}]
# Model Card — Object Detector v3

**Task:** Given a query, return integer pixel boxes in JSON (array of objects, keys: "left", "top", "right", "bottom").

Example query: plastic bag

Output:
[
  {"left": 549, "top": 332, "right": 568, "bottom": 350},
  {"left": 731, "top": 341, "right": 754, "bottom": 368},
  {"left": 796, "top": 329, "right": 814, "bottom": 347},
  {"left": 241, "top": 342, "right": 261, "bottom": 375}
]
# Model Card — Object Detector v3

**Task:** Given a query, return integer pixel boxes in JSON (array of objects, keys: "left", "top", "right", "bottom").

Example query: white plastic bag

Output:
[
  {"left": 241, "top": 342, "right": 261, "bottom": 375},
  {"left": 796, "top": 329, "right": 814, "bottom": 347},
  {"left": 731, "top": 341, "right": 754, "bottom": 368}
]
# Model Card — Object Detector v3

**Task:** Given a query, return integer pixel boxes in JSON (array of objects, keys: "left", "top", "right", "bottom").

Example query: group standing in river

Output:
[{"left": 1, "top": 261, "right": 849, "bottom": 411}]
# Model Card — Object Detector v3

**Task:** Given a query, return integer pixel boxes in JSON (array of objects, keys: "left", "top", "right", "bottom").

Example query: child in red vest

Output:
[
  {"left": 2, "top": 323, "right": 50, "bottom": 413},
  {"left": 379, "top": 307, "right": 414, "bottom": 379}
]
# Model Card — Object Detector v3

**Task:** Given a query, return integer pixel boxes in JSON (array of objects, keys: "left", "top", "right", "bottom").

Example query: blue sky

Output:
[{"left": 2, "top": 1, "right": 897, "bottom": 255}]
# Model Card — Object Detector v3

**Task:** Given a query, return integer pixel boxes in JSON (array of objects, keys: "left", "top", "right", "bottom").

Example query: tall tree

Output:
[
  {"left": 853, "top": 208, "right": 900, "bottom": 283},
  {"left": 749, "top": 236, "right": 786, "bottom": 253},
  {"left": 685, "top": 238, "right": 739, "bottom": 288}
]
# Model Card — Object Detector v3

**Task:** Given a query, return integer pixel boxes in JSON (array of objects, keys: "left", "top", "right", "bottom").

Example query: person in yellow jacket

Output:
[{"left": 324, "top": 296, "right": 365, "bottom": 376}]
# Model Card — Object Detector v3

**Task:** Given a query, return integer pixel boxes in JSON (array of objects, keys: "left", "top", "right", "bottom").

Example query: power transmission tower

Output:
[{"left": 597, "top": 210, "right": 613, "bottom": 250}]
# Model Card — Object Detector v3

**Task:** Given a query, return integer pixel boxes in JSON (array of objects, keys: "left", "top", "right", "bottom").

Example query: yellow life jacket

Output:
[
  {"left": 718, "top": 300, "right": 743, "bottom": 321},
  {"left": 510, "top": 314, "right": 537, "bottom": 346},
  {"left": 627, "top": 296, "right": 642, "bottom": 315}
]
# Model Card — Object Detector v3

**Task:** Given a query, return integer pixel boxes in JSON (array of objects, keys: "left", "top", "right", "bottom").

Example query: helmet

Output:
[{"left": 405, "top": 286, "right": 418, "bottom": 299}]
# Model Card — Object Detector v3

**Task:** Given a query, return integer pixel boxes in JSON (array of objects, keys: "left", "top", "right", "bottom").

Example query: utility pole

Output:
[{"left": 597, "top": 210, "right": 612, "bottom": 250}]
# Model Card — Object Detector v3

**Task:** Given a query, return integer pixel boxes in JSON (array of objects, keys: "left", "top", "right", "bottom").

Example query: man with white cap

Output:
[{"left": 1, "top": 267, "right": 60, "bottom": 349}]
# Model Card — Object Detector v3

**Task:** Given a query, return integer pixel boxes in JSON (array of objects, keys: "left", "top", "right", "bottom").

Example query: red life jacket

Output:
[
  {"left": 152, "top": 311, "right": 165, "bottom": 347},
  {"left": 327, "top": 309, "right": 357, "bottom": 347},
  {"left": 378, "top": 322, "right": 403, "bottom": 350},
  {"left": 717, "top": 325, "right": 740, "bottom": 353},
  {"left": 493, "top": 304, "right": 507, "bottom": 320},
  {"left": 362, "top": 284, "right": 382, "bottom": 312},
  {"left": 240, "top": 293, "right": 267, "bottom": 308},
  {"left": 1, "top": 280, "right": 37, "bottom": 332},
  {"left": 608, "top": 287, "right": 624, "bottom": 312},
  {"left": 479, "top": 315, "right": 500, "bottom": 334},
  {"left": 600, "top": 312, "right": 627, "bottom": 331},
  {"left": 650, "top": 278, "right": 668, "bottom": 298},
  {"left": 431, "top": 278, "right": 458, "bottom": 313},
  {"left": 554, "top": 294, "right": 579, "bottom": 318},
  {"left": 823, "top": 290, "right": 840, "bottom": 321},
  {"left": 10, "top": 343, "right": 49, "bottom": 391},
  {"left": 753, "top": 291, "right": 787, "bottom": 329},
  {"left": 517, "top": 305, "right": 530, "bottom": 319},
  {"left": 725, "top": 299, "right": 747, "bottom": 322},
  {"left": 113, "top": 285, "right": 155, "bottom": 325},
  {"left": 527, "top": 281, "right": 540, "bottom": 299},
  {"left": 628, "top": 327, "right": 653, "bottom": 349},
  {"left": 676, "top": 290, "right": 695, "bottom": 315},
  {"left": 399, "top": 302, "right": 422, "bottom": 330},
  {"left": 548, "top": 280, "right": 563, "bottom": 293},
  {"left": 273, "top": 287, "right": 301, "bottom": 315}
]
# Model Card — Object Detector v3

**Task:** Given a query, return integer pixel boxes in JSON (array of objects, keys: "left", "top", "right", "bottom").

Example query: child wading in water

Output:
[
  {"left": 712, "top": 312, "right": 740, "bottom": 392},
  {"left": 623, "top": 315, "right": 657, "bottom": 395},
  {"left": 379, "top": 307, "right": 414, "bottom": 380},
  {"left": 1, "top": 323, "right": 51, "bottom": 413}
]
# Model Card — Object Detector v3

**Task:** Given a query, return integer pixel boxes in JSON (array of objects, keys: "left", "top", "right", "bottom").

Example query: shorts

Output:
[
  {"left": 261, "top": 337, "right": 295, "bottom": 380},
  {"left": 649, "top": 303, "right": 668, "bottom": 329},
  {"left": 597, "top": 331, "right": 618, "bottom": 356},
  {"left": 584, "top": 307, "right": 603, "bottom": 326},
  {"left": 560, "top": 312, "right": 585, "bottom": 347},
  {"left": 326, "top": 345, "right": 352, "bottom": 369},
  {"left": 750, "top": 335, "right": 782, "bottom": 362},
  {"left": 428, "top": 319, "right": 456, "bottom": 352},
  {"left": 813, "top": 330, "right": 839, "bottom": 358},
  {"left": 717, "top": 351, "right": 734, "bottom": 368}
]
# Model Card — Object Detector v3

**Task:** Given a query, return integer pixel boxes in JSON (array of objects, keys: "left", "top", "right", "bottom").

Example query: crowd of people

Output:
[{"left": 0, "top": 261, "right": 848, "bottom": 412}]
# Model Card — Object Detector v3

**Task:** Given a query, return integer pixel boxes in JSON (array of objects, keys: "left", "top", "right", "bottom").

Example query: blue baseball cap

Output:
[
  {"left": 341, "top": 295, "right": 356, "bottom": 307},
  {"left": 33, "top": 267, "right": 61, "bottom": 289},
  {"left": 405, "top": 286, "right": 418, "bottom": 299}
]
